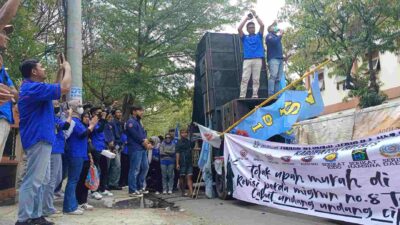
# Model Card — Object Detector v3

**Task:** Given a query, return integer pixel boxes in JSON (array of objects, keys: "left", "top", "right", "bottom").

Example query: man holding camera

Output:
[
  {"left": 16, "top": 56, "right": 72, "bottom": 225},
  {"left": 238, "top": 10, "right": 264, "bottom": 99},
  {"left": 266, "top": 20, "right": 284, "bottom": 97}
]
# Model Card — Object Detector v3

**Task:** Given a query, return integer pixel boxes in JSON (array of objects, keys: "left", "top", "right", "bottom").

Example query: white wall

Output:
[{"left": 321, "top": 52, "right": 400, "bottom": 107}]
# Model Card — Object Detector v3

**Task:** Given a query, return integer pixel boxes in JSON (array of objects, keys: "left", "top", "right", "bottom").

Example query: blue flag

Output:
[
  {"left": 298, "top": 72, "right": 325, "bottom": 121},
  {"left": 234, "top": 90, "right": 308, "bottom": 140},
  {"left": 198, "top": 140, "right": 210, "bottom": 171},
  {"left": 279, "top": 72, "right": 286, "bottom": 91}
]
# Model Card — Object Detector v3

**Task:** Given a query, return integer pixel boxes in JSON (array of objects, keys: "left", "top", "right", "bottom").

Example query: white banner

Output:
[{"left": 224, "top": 131, "right": 400, "bottom": 225}]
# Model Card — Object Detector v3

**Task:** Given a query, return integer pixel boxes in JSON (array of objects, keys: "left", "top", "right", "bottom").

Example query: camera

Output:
[{"left": 248, "top": 13, "right": 253, "bottom": 19}]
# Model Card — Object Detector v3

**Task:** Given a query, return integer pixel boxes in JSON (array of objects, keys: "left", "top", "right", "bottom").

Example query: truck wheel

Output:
[{"left": 215, "top": 167, "right": 232, "bottom": 200}]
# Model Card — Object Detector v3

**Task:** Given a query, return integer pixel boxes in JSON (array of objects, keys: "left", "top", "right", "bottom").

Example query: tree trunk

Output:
[{"left": 367, "top": 48, "right": 379, "bottom": 92}]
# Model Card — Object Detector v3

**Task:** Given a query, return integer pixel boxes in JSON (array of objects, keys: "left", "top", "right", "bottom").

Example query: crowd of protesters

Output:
[
  {"left": 0, "top": 2, "right": 194, "bottom": 224},
  {"left": 13, "top": 87, "right": 194, "bottom": 225},
  {"left": 10, "top": 61, "right": 194, "bottom": 225}
]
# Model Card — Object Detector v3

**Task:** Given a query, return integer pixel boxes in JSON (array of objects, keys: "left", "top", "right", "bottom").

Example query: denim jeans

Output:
[
  {"left": 17, "top": 142, "right": 52, "bottom": 222},
  {"left": 63, "top": 156, "right": 84, "bottom": 213},
  {"left": 128, "top": 150, "right": 149, "bottom": 193},
  {"left": 108, "top": 151, "right": 121, "bottom": 187},
  {"left": 268, "top": 58, "right": 284, "bottom": 96},
  {"left": 42, "top": 154, "right": 62, "bottom": 215},
  {"left": 161, "top": 164, "right": 174, "bottom": 192}
]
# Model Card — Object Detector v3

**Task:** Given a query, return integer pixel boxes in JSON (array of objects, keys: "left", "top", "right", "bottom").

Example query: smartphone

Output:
[{"left": 58, "top": 53, "right": 65, "bottom": 64}]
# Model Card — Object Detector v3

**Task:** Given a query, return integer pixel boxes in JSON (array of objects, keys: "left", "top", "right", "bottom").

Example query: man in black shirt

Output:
[{"left": 176, "top": 129, "right": 193, "bottom": 197}]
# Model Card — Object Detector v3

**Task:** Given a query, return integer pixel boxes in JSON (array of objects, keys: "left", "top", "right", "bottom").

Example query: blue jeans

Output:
[
  {"left": 128, "top": 150, "right": 149, "bottom": 192},
  {"left": 43, "top": 154, "right": 62, "bottom": 215},
  {"left": 63, "top": 156, "right": 84, "bottom": 213},
  {"left": 161, "top": 163, "right": 174, "bottom": 192},
  {"left": 268, "top": 58, "right": 284, "bottom": 96},
  {"left": 17, "top": 142, "right": 52, "bottom": 222}
]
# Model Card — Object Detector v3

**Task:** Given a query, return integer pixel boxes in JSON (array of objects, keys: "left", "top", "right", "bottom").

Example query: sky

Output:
[{"left": 223, "top": 0, "right": 287, "bottom": 33}]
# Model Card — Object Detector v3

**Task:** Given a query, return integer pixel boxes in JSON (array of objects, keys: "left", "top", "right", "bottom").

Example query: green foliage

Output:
[
  {"left": 281, "top": 0, "right": 400, "bottom": 108},
  {"left": 344, "top": 61, "right": 388, "bottom": 108}
]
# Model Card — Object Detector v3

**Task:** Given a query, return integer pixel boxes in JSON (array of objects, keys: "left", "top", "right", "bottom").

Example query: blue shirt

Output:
[
  {"left": 125, "top": 117, "right": 146, "bottom": 153},
  {"left": 66, "top": 117, "right": 89, "bottom": 159},
  {"left": 242, "top": 32, "right": 265, "bottom": 59},
  {"left": 121, "top": 133, "right": 128, "bottom": 155},
  {"left": 111, "top": 119, "right": 123, "bottom": 145},
  {"left": 18, "top": 80, "right": 61, "bottom": 150},
  {"left": 0, "top": 67, "right": 14, "bottom": 124},
  {"left": 52, "top": 116, "right": 69, "bottom": 154},
  {"left": 266, "top": 32, "right": 283, "bottom": 61},
  {"left": 91, "top": 123, "right": 106, "bottom": 152},
  {"left": 104, "top": 122, "right": 115, "bottom": 143}
]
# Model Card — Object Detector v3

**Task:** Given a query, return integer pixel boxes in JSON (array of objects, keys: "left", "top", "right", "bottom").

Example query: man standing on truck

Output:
[
  {"left": 238, "top": 10, "right": 265, "bottom": 99},
  {"left": 266, "top": 20, "right": 284, "bottom": 97}
]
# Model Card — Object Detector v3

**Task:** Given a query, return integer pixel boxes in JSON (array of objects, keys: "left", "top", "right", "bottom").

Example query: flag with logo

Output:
[
  {"left": 197, "top": 123, "right": 221, "bottom": 148},
  {"left": 298, "top": 72, "right": 325, "bottom": 121},
  {"left": 233, "top": 90, "right": 308, "bottom": 140}
]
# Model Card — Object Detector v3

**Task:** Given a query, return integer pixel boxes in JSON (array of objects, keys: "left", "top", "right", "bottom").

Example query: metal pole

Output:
[{"left": 66, "top": 0, "right": 83, "bottom": 101}]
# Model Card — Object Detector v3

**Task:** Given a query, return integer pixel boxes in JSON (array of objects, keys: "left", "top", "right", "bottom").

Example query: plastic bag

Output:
[{"left": 85, "top": 165, "right": 99, "bottom": 191}]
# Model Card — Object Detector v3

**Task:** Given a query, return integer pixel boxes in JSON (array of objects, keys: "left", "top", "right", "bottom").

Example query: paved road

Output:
[
  {"left": 162, "top": 194, "right": 356, "bottom": 225},
  {"left": 0, "top": 190, "right": 358, "bottom": 225}
]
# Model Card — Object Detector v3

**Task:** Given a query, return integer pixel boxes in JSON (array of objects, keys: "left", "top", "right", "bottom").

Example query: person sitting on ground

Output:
[
  {"left": 160, "top": 134, "right": 176, "bottom": 195},
  {"left": 176, "top": 129, "right": 194, "bottom": 197},
  {"left": 238, "top": 9, "right": 265, "bottom": 99}
]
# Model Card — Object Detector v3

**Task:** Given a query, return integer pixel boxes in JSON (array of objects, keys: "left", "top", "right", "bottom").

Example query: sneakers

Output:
[
  {"left": 64, "top": 209, "right": 84, "bottom": 215},
  {"left": 155, "top": 191, "right": 160, "bottom": 195},
  {"left": 162, "top": 191, "right": 167, "bottom": 195},
  {"left": 43, "top": 210, "right": 62, "bottom": 218},
  {"left": 33, "top": 217, "right": 55, "bottom": 225},
  {"left": 15, "top": 221, "right": 35, "bottom": 225},
  {"left": 140, "top": 189, "right": 149, "bottom": 194},
  {"left": 100, "top": 190, "right": 114, "bottom": 197},
  {"left": 79, "top": 203, "right": 94, "bottom": 211},
  {"left": 54, "top": 191, "right": 64, "bottom": 199},
  {"left": 129, "top": 191, "right": 143, "bottom": 197},
  {"left": 168, "top": 190, "right": 173, "bottom": 195},
  {"left": 91, "top": 192, "right": 103, "bottom": 200}
]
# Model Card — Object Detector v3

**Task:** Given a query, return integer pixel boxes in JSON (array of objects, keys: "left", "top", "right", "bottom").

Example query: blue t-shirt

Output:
[
  {"left": 242, "top": 32, "right": 265, "bottom": 59},
  {"left": 18, "top": 80, "right": 61, "bottom": 150},
  {"left": 0, "top": 67, "right": 14, "bottom": 124},
  {"left": 66, "top": 117, "right": 89, "bottom": 159},
  {"left": 91, "top": 123, "right": 106, "bottom": 152},
  {"left": 266, "top": 32, "right": 283, "bottom": 61},
  {"left": 52, "top": 116, "right": 68, "bottom": 154}
]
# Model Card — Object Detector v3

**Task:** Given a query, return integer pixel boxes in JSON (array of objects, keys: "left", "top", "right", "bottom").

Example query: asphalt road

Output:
[{"left": 163, "top": 194, "right": 357, "bottom": 225}]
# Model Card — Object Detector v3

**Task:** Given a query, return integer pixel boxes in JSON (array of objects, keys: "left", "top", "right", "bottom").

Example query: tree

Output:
[
  {"left": 81, "top": 0, "right": 255, "bottom": 106},
  {"left": 281, "top": 0, "right": 400, "bottom": 108}
]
